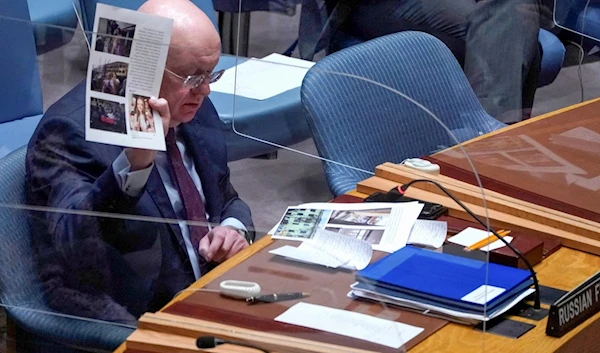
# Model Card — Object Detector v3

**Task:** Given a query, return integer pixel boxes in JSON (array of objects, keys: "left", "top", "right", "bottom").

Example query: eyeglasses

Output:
[{"left": 165, "top": 68, "right": 225, "bottom": 89}]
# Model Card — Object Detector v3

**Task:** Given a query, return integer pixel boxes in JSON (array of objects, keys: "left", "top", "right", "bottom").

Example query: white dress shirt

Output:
[{"left": 112, "top": 130, "right": 246, "bottom": 279}]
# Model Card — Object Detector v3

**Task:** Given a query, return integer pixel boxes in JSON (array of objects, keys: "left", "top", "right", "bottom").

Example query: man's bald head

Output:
[
  {"left": 139, "top": 0, "right": 220, "bottom": 57},
  {"left": 138, "top": 0, "right": 222, "bottom": 126}
]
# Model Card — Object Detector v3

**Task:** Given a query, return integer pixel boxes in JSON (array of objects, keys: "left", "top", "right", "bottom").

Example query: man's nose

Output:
[{"left": 192, "top": 81, "right": 211, "bottom": 96}]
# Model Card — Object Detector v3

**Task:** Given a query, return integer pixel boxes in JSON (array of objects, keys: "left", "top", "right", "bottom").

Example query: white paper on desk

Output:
[
  {"left": 210, "top": 53, "right": 315, "bottom": 100},
  {"left": 270, "top": 245, "right": 344, "bottom": 268},
  {"left": 261, "top": 53, "right": 315, "bottom": 69},
  {"left": 388, "top": 202, "right": 424, "bottom": 251},
  {"left": 447, "top": 227, "right": 513, "bottom": 252},
  {"left": 269, "top": 229, "right": 372, "bottom": 270},
  {"left": 270, "top": 202, "right": 423, "bottom": 253},
  {"left": 407, "top": 220, "right": 447, "bottom": 249},
  {"left": 275, "top": 302, "right": 424, "bottom": 349}
]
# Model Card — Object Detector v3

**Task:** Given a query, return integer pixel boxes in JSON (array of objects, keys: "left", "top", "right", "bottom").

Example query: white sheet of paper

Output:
[
  {"left": 407, "top": 220, "right": 447, "bottom": 248},
  {"left": 260, "top": 53, "right": 315, "bottom": 69},
  {"left": 384, "top": 203, "right": 424, "bottom": 252},
  {"left": 447, "top": 227, "right": 513, "bottom": 252},
  {"left": 210, "top": 53, "right": 315, "bottom": 100},
  {"left": 461, "top": 285, "right": 506, "bottom": 305},
  {"left": 85, "top": 4, "right": 172, "bottom": 150},
  {"left": 275, "top": 302, "right": 424, "bottom": 349},
  {"left": 269, "top": 229, "right": 372, "bottom": 270},
  {"left": 269, "top": 245, "right": 345, "bottom": 268}
]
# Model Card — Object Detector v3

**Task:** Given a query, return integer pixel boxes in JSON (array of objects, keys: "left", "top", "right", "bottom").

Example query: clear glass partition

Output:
[
  {"left": 554, "top": 0, "right": 600, "bottom": 42},
  {"left": 0, "top": 0, "right": 586, "bottom": 351}
]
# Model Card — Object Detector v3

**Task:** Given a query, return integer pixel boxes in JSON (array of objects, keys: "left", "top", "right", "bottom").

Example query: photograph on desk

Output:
[
  {"left": 324, "top": 226, "right": 384, "bottom": 246},
  {"left": 272, "top": 208, "right": 332, "bottom": 240},
  {"left": 328, "top": 208, "right": 391, "bottom": 226},
  {"left": 271, "top": 202, "right": 423, "bottom": 252}
]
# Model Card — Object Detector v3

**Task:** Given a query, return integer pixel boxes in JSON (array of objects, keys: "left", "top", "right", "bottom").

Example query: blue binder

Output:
[
  {"left": 356, "top": 246, "right": 532, "bottom": 310},
  {"left": 351, "top": 281, "right": 529, "bottom": 317}
]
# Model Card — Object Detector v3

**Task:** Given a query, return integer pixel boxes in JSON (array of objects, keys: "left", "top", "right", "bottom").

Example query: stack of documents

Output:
[
  {"left": 269, "top": 229, "right": 373, "bottom": 270},
  {"left": 349, "top": 246, "right": 535, "bottom": 324},
  {"left": 269, "top": 202, "right": 443, "bottom": 253}
]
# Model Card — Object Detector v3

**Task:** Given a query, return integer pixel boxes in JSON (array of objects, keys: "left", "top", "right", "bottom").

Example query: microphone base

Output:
[
  {"left": 474, "top": 317, "right": 536, "bottom": 339},
  {"left": 538, "top": 285, "right": 568, "bottom": 305},
  {"left": 512, "top": 302, "right": 549, "bottom": 321}
]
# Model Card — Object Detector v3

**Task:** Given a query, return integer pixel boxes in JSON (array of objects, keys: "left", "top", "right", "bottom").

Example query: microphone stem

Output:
[
  {"left": 197, "top": 338, "right": 270, "bottom": 353},
  {"left": 401, "top": 179, "right": 541, "bottom": 310},
  {"left": 225, "top": 341, "right": 269, "bottom": 353}
]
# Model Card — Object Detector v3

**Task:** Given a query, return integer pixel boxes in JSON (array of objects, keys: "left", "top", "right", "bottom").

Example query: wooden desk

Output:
[
  {"left": 115, "top": 101, "right": 600, "bottom": 353},
  {"left": 115, "top": 233, "right": 600, "bottom": 353}
]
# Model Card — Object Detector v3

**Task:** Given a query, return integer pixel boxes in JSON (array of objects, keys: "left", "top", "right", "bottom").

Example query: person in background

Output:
[
  {"left": 119, "top": 77, "right": 127, "bottom": 96},
  {"left": 102, "top": 72, "right": 120, "bottom": 95},
  {"left": 95, "top": 35, "right": 105, "bottom": 52},
  {"left": 111, "top": 28, "right": 122, "bottom": 55},
  {"left": 299, "top": 0, "right": 550, "bottom": 123}
]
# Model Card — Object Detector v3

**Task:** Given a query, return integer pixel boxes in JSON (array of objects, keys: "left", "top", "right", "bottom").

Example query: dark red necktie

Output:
[{"left": 165, "top": 129, "right": 210, "bottom": 255}]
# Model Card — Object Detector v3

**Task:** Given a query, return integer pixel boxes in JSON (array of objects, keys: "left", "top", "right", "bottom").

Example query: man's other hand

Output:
[
  {"left": 198, "top": 226, "right": 249, "bottom": 263},
  {"left": 124, "top": 97, "right": 171, "bottom": 171}
]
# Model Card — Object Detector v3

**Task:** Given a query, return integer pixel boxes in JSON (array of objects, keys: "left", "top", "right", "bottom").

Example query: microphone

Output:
[
  {"left": 196, "top": 336, "right": 270, "bottom": 353},
  {"left": 196, "top": 336, "right": 226, "bottom": 348},
  {"left": 398, "top": 179, "right": 541, "bottom": 310}
]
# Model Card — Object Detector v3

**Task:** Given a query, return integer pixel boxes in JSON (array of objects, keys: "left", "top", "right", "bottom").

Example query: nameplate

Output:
[{"left": 546, "top": 272, "right": 600, "bottom": 337}]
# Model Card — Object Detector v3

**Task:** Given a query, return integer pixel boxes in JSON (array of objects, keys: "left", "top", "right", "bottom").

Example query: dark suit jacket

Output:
[{"left": 26, "top": 82, "right": 253, "bottom": 324}]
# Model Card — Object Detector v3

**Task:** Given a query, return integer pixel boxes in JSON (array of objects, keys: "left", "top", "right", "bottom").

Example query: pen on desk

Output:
[
  {"left": 465, "top": 230, "right": 511, "bottom": 251},
  {"left": 246, "top": 292, "right": 310, "bottom": 304}
]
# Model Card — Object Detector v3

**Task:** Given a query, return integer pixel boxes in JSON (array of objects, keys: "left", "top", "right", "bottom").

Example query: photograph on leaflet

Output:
[
  {"left": 324, "top": 226, "right": 384, "bottom": 246},
  {"left": 90, "top": 58, "right": 128, "bottom": 97},
  {"left": 273, "top": 208, "right": 333, "bottom": 240},
  {"left": 129, "top": 94, "right": 156, "bottom": 134},
  {"left": 95, "top": 17, "right": 136, "bottom": 57},
  {"left": 90, "top": 97, "right": 127, "bottom": 134},
  {"left": 327, "top": 208, "right": 392, "bottom": 227}
]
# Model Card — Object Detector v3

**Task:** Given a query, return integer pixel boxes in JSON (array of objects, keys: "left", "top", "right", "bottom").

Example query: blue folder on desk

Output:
[{"left": 357, "top": 246, "right": 532, "bottom": 311}]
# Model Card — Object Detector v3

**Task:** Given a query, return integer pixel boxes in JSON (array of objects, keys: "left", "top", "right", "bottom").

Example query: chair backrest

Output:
[
  {"left": 301, "top": 31, "right": 504, "bottom": 195},
  {"left": 0, "top": 147, "right": 134, "bottom": 353},
  {"left": 80, "top": 0, "right": 218, "bottom": 33},
  {"left": 0, "top": 0, "right": 43, "bottom": 124},
  {"left": 0, "top": 147, "right": 45, "bottom": 308}
]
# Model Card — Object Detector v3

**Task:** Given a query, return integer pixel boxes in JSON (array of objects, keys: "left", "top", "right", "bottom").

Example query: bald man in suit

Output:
[{"left": 26, "top": 0, "right": 252, "bottom": 324}]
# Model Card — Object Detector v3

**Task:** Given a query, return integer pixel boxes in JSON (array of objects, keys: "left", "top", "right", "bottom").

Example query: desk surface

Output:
[
  {"left": 116, "top": 234, "right": 600, "bottom": 353},
  {"left": 116, "top": 101, "right": 600, "bottom": 353},
  {"left": 431, "top": 98, "right": 600, "bottom": 223}
]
